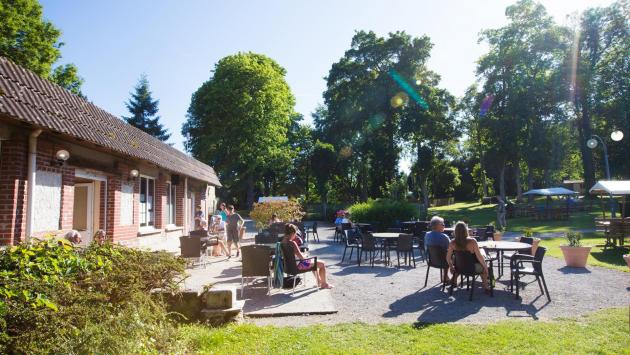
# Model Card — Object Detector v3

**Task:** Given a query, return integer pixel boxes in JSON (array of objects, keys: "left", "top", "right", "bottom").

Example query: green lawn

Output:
[
  {"left": 428, "top": 201, "right": 604, "bottom": 233},
  {"left": 540, "top": 233, "right": 629, "bottom": 272},
  {"left": 178, "top": 307, "right": 630, "bottom": 354}
]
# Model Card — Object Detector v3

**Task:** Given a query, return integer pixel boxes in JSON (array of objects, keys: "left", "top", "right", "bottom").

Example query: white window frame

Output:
[
  {"left": 139, "top": 175, "right": 156, "bottom": 228},
  {"left": 166, "top": 182, "right": 177, "bottom": 226}
]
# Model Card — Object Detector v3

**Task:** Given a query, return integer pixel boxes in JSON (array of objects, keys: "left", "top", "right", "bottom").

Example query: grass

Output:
[
  {"left": 178, "top": 307, "right": 630, "bottom": 354},
  {"left": 539, "top": 233, "right": 629, "bottom": 272},
  {"left": 428, "top": 201, "right": 604, "bottom": 233}
]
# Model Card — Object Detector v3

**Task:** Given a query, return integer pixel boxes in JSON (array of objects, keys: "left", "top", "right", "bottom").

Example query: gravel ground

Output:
[{"left": 248, "top": 223, "right": 630, "bottom": 326}]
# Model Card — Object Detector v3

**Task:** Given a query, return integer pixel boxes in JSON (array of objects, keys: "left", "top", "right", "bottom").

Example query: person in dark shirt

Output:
[{"left": 226, "top": 205, "right": 244, "bottom": 257}]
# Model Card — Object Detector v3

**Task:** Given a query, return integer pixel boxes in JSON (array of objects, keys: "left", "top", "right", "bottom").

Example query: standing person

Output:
[
  {"left": 226, "top": 205, "right": 244, "bottom": 257},
  {"left": 496, "top": 196, "right": 507, "bottom": 230},
  {"left": 216, "top": 203, "right": 228, "bottom": 222}
]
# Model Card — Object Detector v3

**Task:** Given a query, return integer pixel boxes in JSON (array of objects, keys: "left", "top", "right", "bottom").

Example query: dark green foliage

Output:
[
  {"left": 348, "top": 199, "right": 419, "bottom": 230},
  {"left": 0, "top": 0, "right": 84, "bottom": 96},
  {"left": 183, "top": 52, "right": 296, "bottom": 207},
  {"left": 123, "top": 75, "right": 171, "bottom": 141},
  {"left": 0, "top": 239, "right": 185, "bottom": 354}
]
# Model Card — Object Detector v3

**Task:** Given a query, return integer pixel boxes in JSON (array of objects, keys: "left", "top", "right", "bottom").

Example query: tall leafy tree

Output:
[
  {"left": 123, "top": 75, "right": 170, "bottom": 141},
  {"left": 0, "top": 0, "right": 84, "bottom": 95},
  {"left": 183, "top": 52, "right": 296, "bottom": 208},
  {"left": 311, "top": 140, "right": 337, "bottom": 218}
]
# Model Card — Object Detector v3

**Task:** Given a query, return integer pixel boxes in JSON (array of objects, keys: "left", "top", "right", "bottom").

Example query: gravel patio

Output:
[{"left": 247, "top": 223, "right": 630, "bottom": 326}]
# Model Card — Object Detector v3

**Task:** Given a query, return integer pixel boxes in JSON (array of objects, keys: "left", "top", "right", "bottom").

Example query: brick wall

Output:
[
  {"left": 154, "top": 173, "right": 166, "bottom": 229},
  {"left": 175, "top": 181, "right": 185, "bottom": 227},
  {"left": 0, "top": 134, "right": 27, "bottom": 244},
  {"left": 106, "top": 164, "right": 140, "bottom": 242}
]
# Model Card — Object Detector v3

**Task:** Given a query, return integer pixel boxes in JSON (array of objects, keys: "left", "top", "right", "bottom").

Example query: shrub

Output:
[
  {"left": 348, "top": 199, "right": 419, "bottom": 231},
  {"left": 565, "top": 231, "right": 582, "bottom": 247},
  {"left": 0, "top": 239, "right": 185, "bottom": 354},
  {"left": 250, "top": 200, "right": 305, "bottom": 230}
]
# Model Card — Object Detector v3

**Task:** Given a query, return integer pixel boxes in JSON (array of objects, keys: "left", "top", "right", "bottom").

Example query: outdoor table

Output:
[
  {"left": 371, "top": 233, "right": 400, "bottom": 266},
  {"left": 478, "top": 241, "right": 533, "bottom": 278},
  {"left": 354, "top": 223, "right": 373, "bottom": 233},
  {"left": 400, "top": 221, "right": 416, "bottom": 233}
]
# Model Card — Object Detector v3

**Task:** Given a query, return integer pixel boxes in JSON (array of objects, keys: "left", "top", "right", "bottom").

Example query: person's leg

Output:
[
  {"left": 226, "top": 233, "right": 233, "bottom": 256},
  {"left": 317, "top": 261, "right": 332, "bottom": 288},
  {"left": 219, "top": 240, "right": 230, "bottom": 257},
  {"left": 234, "top": 235, "right": 241, "bottom": 256}
]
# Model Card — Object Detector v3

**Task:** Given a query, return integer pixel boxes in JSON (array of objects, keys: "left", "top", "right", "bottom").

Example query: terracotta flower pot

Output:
[
  {"left": 559, "top": 245, "right": 592, "bottom": 268},
  {"left": 623, "top": 255, "right": 630, "bottom": 269},
  {"left": 493, "top": 232, "right": 503, "bottom": 241}
]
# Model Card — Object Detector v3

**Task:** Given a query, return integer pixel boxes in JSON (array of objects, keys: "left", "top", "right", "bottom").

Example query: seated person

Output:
[
  {"left": 194, "top": 205, "right": 205, "bottom": 230},
  {"left": 210, "top": 215, "right": 226, "bottom": 237},
  {"left": 281, "top": 224, "right": 333, "bottom": 289},
  {"left": 93, "top": 229, "right": 108, "bottom": 246},
  {"left": 424, "top": 216, "right": 451, "bottom": 283},
  {"left": 334, "top": 211, "right": 350, "bottom": 225},
  {"left": 268, "top": 213, "right": 282, "bottom": 226},
  {"left": 446, "top": 221, "right": 491, "bottom": 294},
  {"left": 199, "top": 220, "right": 230, "bottom": 258},
  {"left": 65, "top": 230, "right": 82, "bottom": 245}
]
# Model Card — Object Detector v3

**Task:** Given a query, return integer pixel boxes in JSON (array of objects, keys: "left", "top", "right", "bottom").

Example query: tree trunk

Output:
[
  {"left": 360, "top": 158, "right": 368, "bottom": 202},
  {"left": 477, "top": 128, "right": 489, "bottom": 197},
  {"left": 499, "top": 164, "right": 506, "bottom": 201},
  {"left": 527, "top": 161, "right": 534, "bottom": 203},
  {"left": 515, "top": 165, "right": 522, "bottom": 202},
  {"left": 321, "top": 189, "right": 328, "bottom": 221},
  {"left": 246, "top": 174, "right": 255, "bottom": 209},
  {"left": 422, "top": 176, "right": 429, "bottom": 209}
]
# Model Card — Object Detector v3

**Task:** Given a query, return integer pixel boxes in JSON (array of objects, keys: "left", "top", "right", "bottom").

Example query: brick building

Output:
[{"left": 0, "top": 57, "right": 221, "bottom": 245}]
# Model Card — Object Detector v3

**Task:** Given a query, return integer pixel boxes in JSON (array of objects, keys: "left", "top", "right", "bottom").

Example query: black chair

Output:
[
  {"left": 413, "top": 224, "right": 428, "bottom": 260},
  {"left": 342, "top": 229, "right": 362, "bottom": 265},
  {"left": 396, "top": 234, "right": 416, "bottom": 268},
  {"left": 449, "top": 251, "right": 492, "bottom": 300},
  {"left": 424, "top": 246, "right": 449, "bottom": 291},
  {"left": 179, "top": 235, "right": 205, "bottom": 267},
  {"left": 359, "top": 233, "right": 378, "bottom": 267},
  {"left": 510, "top": 246, "right": 550, "bottom": 301},
  {"left": 279, "top": 242, "right": 319, "bottom": 295},
  {"left": 500, "top": 236, "right": 534, "bottom": 276},
  {"left": 484, "top": 225, "right": 495, "bottom": 240},
  {"left": 241, "top": 245, "right": 273, "bottom": 298},
  {"left": 305, "top": 221, "right": 320, "bottom": 243}
]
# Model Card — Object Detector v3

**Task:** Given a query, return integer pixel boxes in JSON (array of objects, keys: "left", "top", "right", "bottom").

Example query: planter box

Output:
[
  {"left": 623, "top": 255, "right": 630, "bottom": 269},
  {"left": 559, "top": 245, "right": 592, "bottom": 268}
]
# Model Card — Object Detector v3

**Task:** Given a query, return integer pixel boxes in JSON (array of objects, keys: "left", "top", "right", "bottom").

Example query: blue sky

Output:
[{"left": 41, "top": 0, "right": 613, "bottom": 158}]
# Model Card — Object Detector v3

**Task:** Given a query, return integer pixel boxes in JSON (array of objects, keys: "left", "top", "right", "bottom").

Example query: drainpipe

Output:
[
  {"left": 25, "top": 129, "right": 43, "bottom": 242},
  {"left": 184, "top": 177, "right": 188, "bottom": 235}
]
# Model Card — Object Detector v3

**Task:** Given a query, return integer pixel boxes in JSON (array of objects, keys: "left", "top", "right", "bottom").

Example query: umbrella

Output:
[{"left": 273, "top": 242, "right": 284, "bottom": 288}]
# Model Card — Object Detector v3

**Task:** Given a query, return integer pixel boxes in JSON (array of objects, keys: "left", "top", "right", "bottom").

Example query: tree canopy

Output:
[
  {"left": 183, "top": 52, "right": 297, "bottom": 207},
  {"left": 123, "top": 75, "right": 171, "bottom": 142}
]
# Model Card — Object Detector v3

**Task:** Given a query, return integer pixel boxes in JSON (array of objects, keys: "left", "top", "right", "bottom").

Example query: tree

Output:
[
  {"left": 183, "top": 52, "right": 296, "bottom": 208},
  {"left": 0, "top": 0, "right": 84, "bottom": 95},
  {"left": 123, "top": 75, "right": 171, "bottom": 141},
  {"left": 311, "top": 141, "right": 337, "bottom": 218}
]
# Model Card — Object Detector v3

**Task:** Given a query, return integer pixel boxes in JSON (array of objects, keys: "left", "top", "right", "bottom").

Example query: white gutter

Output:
[{"left": 25, "top": 129, "right": 43, "bottom": 242}]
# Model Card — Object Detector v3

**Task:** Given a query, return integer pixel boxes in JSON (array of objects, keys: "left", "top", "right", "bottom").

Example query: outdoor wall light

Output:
[
  {"left": 610, "top": 130, "right": 624, "bottom": 142},
  {"left": 54, "top": 149, "right": 70, "bottom": 166},
  {"left": 130, "top": 169, "right": 140, "bottom": 178}
]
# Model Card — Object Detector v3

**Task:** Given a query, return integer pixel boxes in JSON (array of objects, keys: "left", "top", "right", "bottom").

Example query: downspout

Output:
[
  {"left": 25, "top": 129, "right": 43, "bottom": 242},
  {"left": 104, "top": 180, "right": 108, "bottom": 235},
  {"left": 184, "top": 177, "right": 188, "bottom": 235}
]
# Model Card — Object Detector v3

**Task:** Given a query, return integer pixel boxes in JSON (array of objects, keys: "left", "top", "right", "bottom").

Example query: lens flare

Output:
[
  {"left": 368, "top": 113, "right": 386, "bottom": 129},
  {"left": 390, "top": 92, "right": 409, "bottom": 108},
  {"left": 479, "top": 94, "right": 495, "bottom": 116},
  {"left": 339, "top": 146, "right": 352, "bottom": 159},
  {"left": 388, "top": 69, "right": 429, "bottom": 110}
]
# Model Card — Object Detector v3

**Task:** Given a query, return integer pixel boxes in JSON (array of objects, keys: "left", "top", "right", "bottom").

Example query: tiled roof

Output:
[{"left": 0, "top": 56, "right": 220, "bottom": 186}]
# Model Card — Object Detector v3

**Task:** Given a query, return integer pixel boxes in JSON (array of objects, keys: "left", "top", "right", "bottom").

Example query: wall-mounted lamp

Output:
[
  {"left": 130, "top": 169, "right": 139, "bottom": 178},
  {"left": 54, "top": 149, "right": 70, "bottom": 166}
]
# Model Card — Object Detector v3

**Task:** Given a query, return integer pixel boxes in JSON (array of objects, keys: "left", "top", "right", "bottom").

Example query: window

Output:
[
  {"left": 139, "top": 176, "right": 155, "bottom": 227},
  {"left": 166, "top": 182, "right": 176, "bottom": 225}
]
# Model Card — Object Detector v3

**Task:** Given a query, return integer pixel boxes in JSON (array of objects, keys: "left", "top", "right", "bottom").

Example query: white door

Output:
[{"left": 73, "top": 183, "right": 94, "bottom": 243}]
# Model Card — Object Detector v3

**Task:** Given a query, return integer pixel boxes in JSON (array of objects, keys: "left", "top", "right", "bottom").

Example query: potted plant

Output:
[
  {"left": 559, "top": 231, "right": 591, "bottom": 268},
  {"left": 490, "top": 222, "right": 503, "bottom": 241}
]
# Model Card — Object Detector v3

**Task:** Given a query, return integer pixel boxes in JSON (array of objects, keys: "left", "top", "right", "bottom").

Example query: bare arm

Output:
[
  {"left": 446, "top": 242, "right": 454, "bottom": 270},
  {"left": 291, "top": 240, "right": 307, "bottom": 260}
]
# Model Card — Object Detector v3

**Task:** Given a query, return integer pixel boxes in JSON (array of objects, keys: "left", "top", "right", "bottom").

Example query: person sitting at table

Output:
[
  {"left": 93, "top": 229, "right": 108, "bottom": 246},
  {"left": 446, "top": 221, "right": 491, "bottom": 294},
  {"left": 281, "top": 224, "right": 332, "bottom": 289},
  {"left": 199, "top": 219, "right": 230, "bottom": 258},
  {"left": 65, "top": 230, "right": 82, "bottom": 245},
  {"left": 424, "top": 216, "right": 452, "bottom": 283},
  {"left": 334, "top": 210, "right": 349, "bottom": 225}
]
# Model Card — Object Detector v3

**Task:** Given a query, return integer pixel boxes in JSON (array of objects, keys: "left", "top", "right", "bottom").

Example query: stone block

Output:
[{"left": 203, "top": 286, "right": 236, "bottom": 309}]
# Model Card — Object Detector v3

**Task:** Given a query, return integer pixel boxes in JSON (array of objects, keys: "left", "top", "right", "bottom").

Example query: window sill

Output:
[
  {"left": 138, "top": 227, "right": 162, "bottom": 237},
  {"left": 165, "top": 225, "right": 183, "bottom": 232}
]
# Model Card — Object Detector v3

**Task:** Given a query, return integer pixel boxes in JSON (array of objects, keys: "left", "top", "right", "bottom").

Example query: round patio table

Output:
[{"left": 478, "top": 241, "right": 532, "bottom": 278}]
